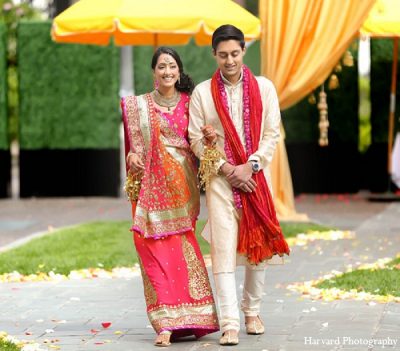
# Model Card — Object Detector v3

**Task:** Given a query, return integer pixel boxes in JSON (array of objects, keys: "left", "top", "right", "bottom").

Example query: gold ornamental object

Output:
[
  {"left": 342, "top": 50, "right": 354, "bottom": 67},
  {"left": 328, "top": 74, "right": 339, "bottom": 90},
  {"left": 308, "top": 93, "right": 316, "bottom": 105},
  {"left": 334, "top": 63, "right": 342, "bottom": 73},
  {"left": 124, "top": 170, "right": 143, "bottom": 202},
  {"left": 317, "top": 88, "right": 329, "bottom": 147},
  {"left": 199, "top": 146, "right": 225, "bottom": 190}
]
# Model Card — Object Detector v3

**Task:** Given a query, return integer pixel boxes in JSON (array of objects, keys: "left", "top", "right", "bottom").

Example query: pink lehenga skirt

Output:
[{"left": 134, "top": 229, "right": 219, "bottom": 339}]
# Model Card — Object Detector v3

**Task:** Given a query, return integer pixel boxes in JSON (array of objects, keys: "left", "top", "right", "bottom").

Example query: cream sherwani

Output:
[{"left": 188, "top": 73, "right": 282, "bottom": 274}]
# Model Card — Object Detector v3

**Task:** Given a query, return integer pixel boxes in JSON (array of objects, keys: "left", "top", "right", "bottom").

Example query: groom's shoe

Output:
[
  {"left": 245, "top": 316, "right": 265, "bottom": 335},
  {"left": 219, "top": 329, "right": 239, "bottom": 346}
]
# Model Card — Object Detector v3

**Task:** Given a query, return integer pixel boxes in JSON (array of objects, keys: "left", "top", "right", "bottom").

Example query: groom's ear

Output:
[{"left": 212, "top": 49, "right": 216, "bottom": 56}]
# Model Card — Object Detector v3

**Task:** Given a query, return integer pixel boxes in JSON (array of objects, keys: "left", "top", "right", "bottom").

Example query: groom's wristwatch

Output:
[{"left": 249, "top": 160, "right": 260, "bottom": 174}]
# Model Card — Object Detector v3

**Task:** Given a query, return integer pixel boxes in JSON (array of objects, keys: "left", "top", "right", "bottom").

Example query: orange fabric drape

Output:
[
  {"left": 260, "top": 0, "right": 375, "bottom": 109},
  {"left": 259, "top": 0, "right": 376, "bottom": 220}
]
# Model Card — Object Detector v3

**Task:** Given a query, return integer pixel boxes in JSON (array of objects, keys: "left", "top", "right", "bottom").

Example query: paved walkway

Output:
[{"left": 0, "top": 195, "right": 399, "bottom": 350}]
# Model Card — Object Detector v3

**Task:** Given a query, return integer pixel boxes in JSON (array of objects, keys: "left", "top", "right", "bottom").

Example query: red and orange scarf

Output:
[{"left": 211, "top": 65, "right": 290, "bottom": 264}]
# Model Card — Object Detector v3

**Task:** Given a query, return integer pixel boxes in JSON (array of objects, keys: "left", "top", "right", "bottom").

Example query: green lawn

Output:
[
  {"left": 317, "top": 257, "right": 400, "bottom": 297},
  {"left": 0, "top": 220, "right": 332, "bottom": 276},
  {"left": 280, "top": 222, "right": 334, "bottom": 237}
]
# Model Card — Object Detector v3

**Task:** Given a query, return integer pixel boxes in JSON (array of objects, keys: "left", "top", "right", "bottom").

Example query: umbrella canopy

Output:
[
  {"left": 51, "top": 0, "right": 260, "bottom": 46},
  {"left": 361, "top": 0, "right": 400, "bottom": 37}
]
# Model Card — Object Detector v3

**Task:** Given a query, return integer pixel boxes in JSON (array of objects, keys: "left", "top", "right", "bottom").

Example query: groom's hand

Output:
[{"left": 223, "top": 163, "right": 257, "bottom": 193}]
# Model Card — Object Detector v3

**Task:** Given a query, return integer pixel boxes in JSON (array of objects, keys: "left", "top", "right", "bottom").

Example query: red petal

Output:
[{"left": 101, "top": 322, "right": 112, "bottom": 329}]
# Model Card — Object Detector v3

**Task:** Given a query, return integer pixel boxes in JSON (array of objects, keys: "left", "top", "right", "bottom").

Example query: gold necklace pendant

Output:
[{"left": 151, "top": 89, "right": 180, "bottom": 110}]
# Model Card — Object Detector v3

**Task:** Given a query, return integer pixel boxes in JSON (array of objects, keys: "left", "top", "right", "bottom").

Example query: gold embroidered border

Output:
[
  {"left": 135, "top": 205, "right": 191, "bottom": 222},
  {"left": 138, "top": 95, "right": 152, "bottom": 149},
  {"left": 134, "top": 216, "right": 193, "bottom": 237},
  {"left": 138, "top": 258, "right": 157, "bottom": 306},
  {"left": 182, "top": 236, "right": 211, "bottom": 300},
  {"left": 148, "top": 302, "right": 218, "bottom": 333},
  {"left": 159, "top": 114, "right": 188, "bottom": 149},
  {"left": 124, "top": 96, "right": 147, "bottom": 160}
]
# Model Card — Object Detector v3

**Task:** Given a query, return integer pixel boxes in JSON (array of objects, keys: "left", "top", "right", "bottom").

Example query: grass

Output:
[
  {"left": 0, "top": 340, "right": 20, "bottom": 351},
  {"left": 280, "top": 222, "right": 334, "bottom": 238},
  {"left": 317, "top": 257, "right": 400, "bottom": 297},
  {"left": 0, "top": 220, "right": 333, "bottom": 276}
]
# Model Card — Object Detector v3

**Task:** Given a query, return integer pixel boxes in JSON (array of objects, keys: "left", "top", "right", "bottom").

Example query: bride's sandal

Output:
[{"left": 154, "top": 331, "right": 172, "bottom": 347}]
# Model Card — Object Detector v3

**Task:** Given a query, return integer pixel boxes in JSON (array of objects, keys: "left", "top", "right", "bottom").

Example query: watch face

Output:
[{"left": 252, "top": 162, "right": 260, "bottom": 172}]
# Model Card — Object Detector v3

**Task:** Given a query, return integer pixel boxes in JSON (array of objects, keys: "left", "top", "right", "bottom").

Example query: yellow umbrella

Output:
[
  {"left": 51, "top": 0, "right": 260, "bottom": 46},
  {"left": 361, "top": 0, "right": 400, "bottom": 37},
  {"left": 361, "top": 0, "right": 399, "bottom": 187}
]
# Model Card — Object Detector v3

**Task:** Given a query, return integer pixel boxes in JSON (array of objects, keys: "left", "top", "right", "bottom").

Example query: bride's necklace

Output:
[{"left": 151, "top": 89, "right": 180, "bottom": 111}]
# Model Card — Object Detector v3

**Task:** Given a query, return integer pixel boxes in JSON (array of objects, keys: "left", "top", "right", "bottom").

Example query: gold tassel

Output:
[
  {"left": 124, "top": 170, "right": 143, "bottom": 201},
  {"left": 199, "top": 146, "right": 225, "bottom": 190},
  {"left": 334, "top": 63, "right": 342, "bottom": 73},
  {"left": 317, "top": 88, "right": 329, "bottom": 147},
  {"left": 308, "top": 93, "right": 316, "bottom": 105},
  {"left": 342, "top": 50, "right": 354, "bottom": 67},
  {"left": 328, "top": 74, "right": 339, "bottom": 90}
]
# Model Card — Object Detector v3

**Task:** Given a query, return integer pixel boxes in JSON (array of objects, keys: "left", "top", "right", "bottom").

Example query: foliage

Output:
[
  {"left": 359, "top": 75, "right": 371, "bottom": 153},
  {"left": 1, "top": 0, "right": 39, "bottom": 143},
  {"left": 370, "top": 38, "right": 400, "bottom": 143},
  {"left": 0, "top": 22, "right": 7, "bottom": 150},
  {"left": 18, "top": 21, "right": 120, "bottom": 149},
  {"left": 0, "top": 0, "right": 37, "bottom": 60},
  {"left": 245, "top": 0, "right": 259, "bottom": 16}
]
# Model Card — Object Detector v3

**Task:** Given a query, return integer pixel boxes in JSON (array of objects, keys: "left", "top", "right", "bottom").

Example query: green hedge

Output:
[
  {"left": 0, "top": 22, "right": 7, "bottom": 150},
  {"left": 370, "top": 39, "right": 400, "bottom": 143},
  {"left": 18, "top": 21, "right": 120, "bottom": 149},
  {"left": 282, "top": 47, "right": 359, "bottom": 144},
  {"left": 133, "top": 39, "right": 261, "bottom": 95}
]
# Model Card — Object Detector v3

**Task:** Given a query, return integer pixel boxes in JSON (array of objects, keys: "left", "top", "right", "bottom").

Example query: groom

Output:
[{"left": 188, "top": 24, "right": 290, "bottom": 346}]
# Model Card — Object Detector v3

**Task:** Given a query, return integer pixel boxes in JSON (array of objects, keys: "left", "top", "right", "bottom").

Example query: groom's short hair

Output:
[{"left": 212, "top": 24, "right": 245, "bottom": 51}]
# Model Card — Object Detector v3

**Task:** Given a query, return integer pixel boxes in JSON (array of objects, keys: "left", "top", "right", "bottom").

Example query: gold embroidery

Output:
[
  {"left": 128, "top": 94, "right": 199, "bottom": 238},
  {"left": 124, "top": 96, "right": 147, "bottom": 161},
  {"left": 199, "top": 146, "right": 225, "bottom": 190},
  {"left": 158, "top": 113, "right": 188, "bottom": 149},
  {"left": 148, "top": 301, "right": 219, "bottom": 334},
  {"left": 138, "top": 258, "right": 157, "bottom": 306},
  {"left": 182, "top": 236, "right": 211, "bottom": 300}
]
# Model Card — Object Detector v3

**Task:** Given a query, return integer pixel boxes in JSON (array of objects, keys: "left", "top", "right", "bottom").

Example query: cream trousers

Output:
[{"left": 213, "top": 267, "right": 266, "bottom": 332}]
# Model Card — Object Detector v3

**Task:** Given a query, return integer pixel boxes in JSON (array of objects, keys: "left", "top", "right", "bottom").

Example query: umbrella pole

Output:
[{"left": 387, "top": 37, "right": 398, "bottom": 190}]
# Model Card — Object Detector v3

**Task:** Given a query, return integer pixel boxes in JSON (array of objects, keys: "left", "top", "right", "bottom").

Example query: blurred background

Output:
[{"left": 0, "top": 0, "right": 398, "bottom": 202}]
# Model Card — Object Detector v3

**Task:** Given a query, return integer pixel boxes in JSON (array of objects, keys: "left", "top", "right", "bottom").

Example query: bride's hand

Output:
[
  {"left": 127, "top": 152, "right": 144, "bottom": 172},
  {"left": 201, "top": 125, "right": 217, "bottom": 146}
]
